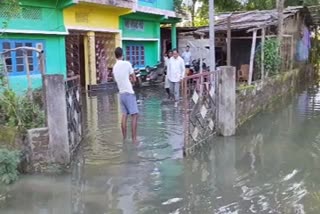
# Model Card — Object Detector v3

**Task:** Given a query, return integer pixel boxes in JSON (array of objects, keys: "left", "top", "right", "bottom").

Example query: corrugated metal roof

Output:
[{"left": 196, "top": 6, "right": 303, "bottom": 33}]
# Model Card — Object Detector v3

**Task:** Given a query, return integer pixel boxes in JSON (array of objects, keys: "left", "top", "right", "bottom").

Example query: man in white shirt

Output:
[
  {"left": 182, "top": 45, "right": 192, "bottom": 68},
  {"left": 167, "top": 49, "right": 185, "bottom": 107},
  {"left": 113, "top": 47, "right": 138, "bottom": 143},
  {"left": 164, "top": 50, "right": 173, "bottom": 99}
]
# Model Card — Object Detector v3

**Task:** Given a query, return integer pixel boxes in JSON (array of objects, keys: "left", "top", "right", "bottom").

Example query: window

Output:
[
  {"left": 126, "top": 45, "right": 145, "bottom": 67},
  {"left": 0, "top": 40, "right": 44, "bottom": 76},
  {"left": 124, "top": 19, "right": 144, "bottom": 31},
  {"left": 21, "top": 7, "right": 42, "bottom": 20}
]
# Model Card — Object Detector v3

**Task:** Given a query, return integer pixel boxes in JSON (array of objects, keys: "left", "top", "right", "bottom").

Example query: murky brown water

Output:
[{"left": 2, "top": 83, "right": 320, "bottom": 214}]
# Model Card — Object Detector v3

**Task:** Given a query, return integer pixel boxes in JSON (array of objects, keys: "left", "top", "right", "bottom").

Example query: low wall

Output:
[
  {"left": 236, "top": 67, "right": 312, "bottom": 127},
  {"left": 27, "top": 128, "right": 50, "bottom": 173}
]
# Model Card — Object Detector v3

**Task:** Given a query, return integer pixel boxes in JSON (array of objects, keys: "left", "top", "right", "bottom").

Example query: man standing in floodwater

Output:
[
  {"left": 113, "top": 47, "right": 138, "bottom": 143},
  {"left": 167, "top": 49, "right": 185, "bottom": 107},
  {"left": 164, "top": 50, "right": 173, "bottom": 99}
]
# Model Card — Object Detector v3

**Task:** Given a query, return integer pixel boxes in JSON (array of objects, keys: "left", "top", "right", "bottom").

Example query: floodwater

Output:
[{"left": 2, "top": 83, "right": 320, "bottom": 214}]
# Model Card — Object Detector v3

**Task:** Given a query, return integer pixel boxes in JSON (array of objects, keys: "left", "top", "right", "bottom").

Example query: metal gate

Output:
[
  {"left": 66, "top": 31, "right": 83, "bottom": 77},
  {"left": 95, "top": 33, "right": 116, "bottom": 84},
  {"left": 182, "top": 71, "right": 217, "bottom": 156},
  {"left": 65, "top": 76, "right": 83, "bottom": 155}
]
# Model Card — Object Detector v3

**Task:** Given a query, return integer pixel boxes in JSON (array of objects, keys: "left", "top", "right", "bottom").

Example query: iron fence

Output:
[
  {"left": 65, "top": 75, "right": 83, "bottom": 154},
  {"left": 182, "top": 71, "right": 217, "bottom": 156}
]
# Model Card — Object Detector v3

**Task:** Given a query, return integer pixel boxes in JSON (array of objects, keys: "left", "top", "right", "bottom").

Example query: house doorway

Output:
[
  {"left": 66, "top": 31, "right": 86, "bottom": 88},
  {"left": 95, "top": 32, "right": 116, "bottom": 84}
]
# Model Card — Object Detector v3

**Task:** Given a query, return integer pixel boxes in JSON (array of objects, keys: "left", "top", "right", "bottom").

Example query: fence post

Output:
[
  {"left": 217, "top": 66, "right": 236, "bottom": 136},
  {"left": 44, "top": 74, "right": 70, "bottom": 164}
]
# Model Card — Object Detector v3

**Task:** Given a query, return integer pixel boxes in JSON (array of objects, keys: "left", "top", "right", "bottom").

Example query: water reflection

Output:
[{"left": 2, "top": 83, "right": 320, "bottom": 213}]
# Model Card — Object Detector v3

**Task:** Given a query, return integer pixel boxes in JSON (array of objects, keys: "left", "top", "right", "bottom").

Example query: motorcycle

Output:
[
  {"left": 132, "top": 62, "right": 163, "bottom": 86},
  {"left": 146, "top": 62, "right": 162, "bottom": 83},
  {"left": 189, "top": 58, "right": 208, "bottom": 76}
]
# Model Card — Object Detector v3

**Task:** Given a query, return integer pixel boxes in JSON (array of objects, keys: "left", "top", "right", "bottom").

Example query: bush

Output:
[
  {"left": 255, "top": 38, "right": 282, "bottom": 78},
  {"left": 0, "top": 89, "right": 45, "bottom": 133},
  {"left": 0, "top": 149, "right": 20, "bottom": 185}
]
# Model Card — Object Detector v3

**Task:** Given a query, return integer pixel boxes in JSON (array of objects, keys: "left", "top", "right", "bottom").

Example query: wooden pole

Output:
[
  {"left": 39, "top": 52, "right": 46, "bottom": 77},
  {"left": 290, "top": 36, "right": 294, "bottom": 70},
  {"left": 23, "top": 50, "right": 33, "bottom": 100},
  {"left": 209, "top": 0, "right": 216, "bottom": 72},
  {"left": 230, "top": 34, "right": 292, "bottom": 40},
  {"left": 261, "top": 28, "right": 266, "bottom": 80},
  {"left": 39, "top": 52, "right": 48, "bottom": 125},
  {"left": 315, "top": 26, "right": 319, "bottom": 72},
  {"left": 277, "top": 0, "right": 285, "bottom": 67},
  {"left": 249, "top": 30, "right": 257, "bottom": 85},
  {"left": 200, "top": 35, "right": 204, "bottom": 94},
  {"left": 227, "top": 16, "right": 231, "bottom": 66}
]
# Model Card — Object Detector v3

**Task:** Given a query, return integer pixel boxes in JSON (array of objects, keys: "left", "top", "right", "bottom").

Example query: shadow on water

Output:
[{"left": 3, "top": 81, "right": 320, "bottom": 213}]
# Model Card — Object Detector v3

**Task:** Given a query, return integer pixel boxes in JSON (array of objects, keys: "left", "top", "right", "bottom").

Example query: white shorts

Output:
[{"left": 164, "top": 75, "right": 170, "bottom": 89}]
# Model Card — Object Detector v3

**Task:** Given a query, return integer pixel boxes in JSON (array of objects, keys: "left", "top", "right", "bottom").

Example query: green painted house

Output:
[
  {"left": 0, "top": 0, "right": 73, "bottom": 92},
  {"left": 120, "top": 0, "right": 179, "bottom": 68}
]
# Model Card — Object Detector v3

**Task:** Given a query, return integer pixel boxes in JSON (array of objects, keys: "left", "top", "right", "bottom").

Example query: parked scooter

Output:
[{"left": 146, "top": 62, "right": 162, "bottom": 83}]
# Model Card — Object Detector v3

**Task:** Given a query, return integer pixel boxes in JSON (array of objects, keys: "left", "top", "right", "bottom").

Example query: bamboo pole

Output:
[
  {"left": 231, "top": 34, "right": 293, "bottom": 40},
  {"left": 209, "top": 0, "right": 216, "bottom": 72},
  {"left": 290, "top": 36, "right": 294, "bottom": 70},
  {"left": 1, "top": 47, "right": 42, "bottom": 55},
  {"left": 261, "top": 28, "right": 266, "bottom": 80},
  {"left": 200, "top": 35, "right": 204, "bottom": 94},
  {"left": 277, "top": 0, "right": 285, "bottom": 68},
  {"left": 227, "top": 16, "right": 231, "bottom": 66},
  {"left": 38, "top": 52, "right": 48, "bottom": 124},
  {"left": 23, "top": 50, "right": 33, "bottom": 101},
  {"left": 39, "top": 52, "right": 46, "bottom": 77},
  {"left": 248, "top": 30, "right": 257, "bottom": 85}
]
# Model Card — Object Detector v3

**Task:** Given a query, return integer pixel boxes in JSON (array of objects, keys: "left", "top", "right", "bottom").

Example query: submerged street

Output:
[{"left": 2, "top": 82, "right": 320, "bottom": 214}]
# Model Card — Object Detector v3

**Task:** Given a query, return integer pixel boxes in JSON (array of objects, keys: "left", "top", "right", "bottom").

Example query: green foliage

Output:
[
  {"left": 0, "top": 89, "right": 45, "bottom": 133},
  {"left": 173, "top": 0, "right": 187, "bottom": 17},
  {"left": 246, "top": 0, "right": 276, "bottom": 10},
  {"left": 195, "top": 0, "right": 244, "bottom": 26},
  {"left": 0, "top": 53, "right": 44, "bottom": 134},
  {"left": 255, "top": 38, "right": 282, "bottom": 77},
  {"left": 0, "top": 148, "right": 20, "bottom": 185}
]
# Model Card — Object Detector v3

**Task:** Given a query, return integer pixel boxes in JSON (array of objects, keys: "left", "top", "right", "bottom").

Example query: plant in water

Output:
[
  {"left": 0, "top": 54, "right": 44, "bottom": 133},
  {"left": 255, "top": 38, "right": 282, "bottom": 78},
  {"left": 0, "top": 148, "right": 20, "bottom": 184},
  {"left": 0, "top": 89, "right": 45, "bottom": 133}
]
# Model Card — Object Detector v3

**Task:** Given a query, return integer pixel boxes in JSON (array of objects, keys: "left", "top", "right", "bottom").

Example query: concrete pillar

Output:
[
  {"left": 86, "top": 31, "right": 97, "bottom": 87},
  {"left": 44, "top": 74, "right": 70, "bottom": 164},
  {"left": 115, "top": 32, "right": 121, "bottom": 48},
  {"left": 217, "top": 66, "right": 236, "bottom": 136},
  {"left": 171, "top": 23, "right": 177, "bottom": 49},
  {"left": 156, "top": 23, "right": 161, "bottom": 62},
  {"left": 84, "top": 35, "right": 90, "bottom": 89}
]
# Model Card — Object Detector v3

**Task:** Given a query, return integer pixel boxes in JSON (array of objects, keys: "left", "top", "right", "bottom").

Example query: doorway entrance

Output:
[{"left": 66, "top": 31, "right": 86, "bottom": 88}]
